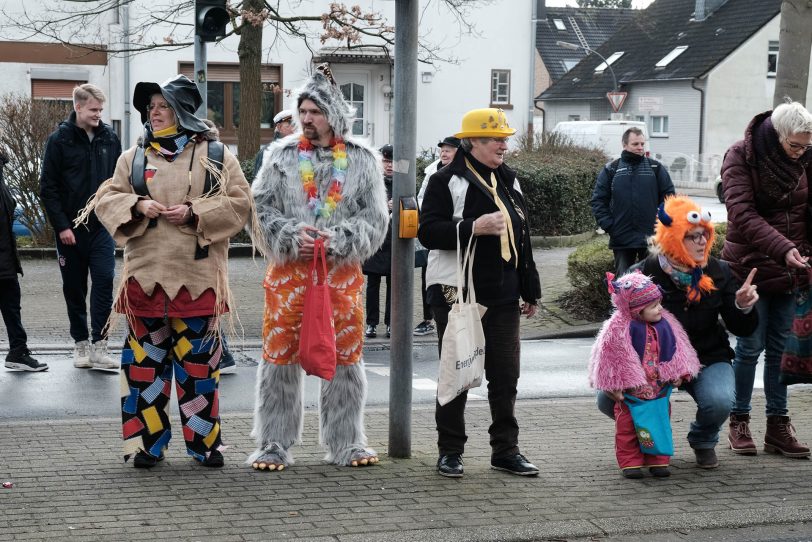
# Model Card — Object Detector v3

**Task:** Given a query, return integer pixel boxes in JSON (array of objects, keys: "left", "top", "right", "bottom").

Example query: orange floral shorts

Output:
[{"left": 262, "top": 259, "right": 365, "bottom": 366}]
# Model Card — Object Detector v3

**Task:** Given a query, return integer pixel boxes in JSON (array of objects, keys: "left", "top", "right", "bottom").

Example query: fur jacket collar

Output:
[
  {"left": 252, "top": 136, "right": 388, "bottom": 266},
  {"left": 588, "top": 309, "right": 700, "bottom": 391}
]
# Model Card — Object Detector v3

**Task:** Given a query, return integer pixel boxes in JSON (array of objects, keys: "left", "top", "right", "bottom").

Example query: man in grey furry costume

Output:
[{"left": 248, "top": 65, "right": 389, "bottom": 470}]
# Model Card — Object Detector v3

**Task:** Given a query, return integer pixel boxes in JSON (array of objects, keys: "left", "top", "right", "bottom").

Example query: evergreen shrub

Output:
[{"left": 509, "top": 133, "right": 608, "bottom": 236}]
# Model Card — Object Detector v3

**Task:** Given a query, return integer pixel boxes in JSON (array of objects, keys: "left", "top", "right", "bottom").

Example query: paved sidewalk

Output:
[{"left": 1, "top": 393, "right": 812, "bottom": 541}]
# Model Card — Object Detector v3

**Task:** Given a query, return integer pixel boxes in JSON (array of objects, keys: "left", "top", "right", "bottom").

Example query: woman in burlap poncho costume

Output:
[
  {"left": 248, "top": 66, "right": 388, "bottom": 470},
  {"left": 89, "top": 75, "right": 253, "bottom": 468}
]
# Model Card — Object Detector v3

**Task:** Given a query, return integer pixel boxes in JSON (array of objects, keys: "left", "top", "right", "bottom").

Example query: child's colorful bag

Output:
[{"left": 623, "top": 384, "right": 674, "bottom": 456}]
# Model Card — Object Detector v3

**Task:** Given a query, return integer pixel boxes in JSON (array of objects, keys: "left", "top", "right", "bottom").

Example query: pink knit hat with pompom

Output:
[{"left": 606, "top": 270, "right": 662, "bottom": 315}]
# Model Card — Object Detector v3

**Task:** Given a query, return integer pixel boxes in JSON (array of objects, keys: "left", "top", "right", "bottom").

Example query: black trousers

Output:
[
  {"left": 0, "top": 277, "right": 27, "bottom": 352},
  {"left": 365, "top": 273, "right": 391, "bottom": 327},
  {"left": 55, "top": 227, "right": 115, "bottom": 343},
  {"left": 420, "top": 266, "right": 433, "bottom": 322},
  {"left": 434, "top": 301, "right": 521, "bottom": 459},
  {"left": 612, "top": 247, "right": 648, "bottom": 276}
]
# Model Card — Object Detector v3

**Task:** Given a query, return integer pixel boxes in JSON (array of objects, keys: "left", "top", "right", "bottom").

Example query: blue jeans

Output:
[
  {"left": 597, "top": 362, "right": 734, "bottom": 449},
  {"left": 732, "top": 292, "right": 794, "bottom": 417}
]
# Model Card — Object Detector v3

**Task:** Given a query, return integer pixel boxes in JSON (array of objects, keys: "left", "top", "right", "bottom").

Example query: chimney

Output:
[
  {"left": 537, "top": 0, "right": 546, "bottom": 21},
  {"left": 694, "top": 0, "right": 728, "bottom": 22}
]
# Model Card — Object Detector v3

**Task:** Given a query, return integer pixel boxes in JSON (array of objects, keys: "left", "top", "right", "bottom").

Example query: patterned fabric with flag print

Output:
[{"left": 121, "top": 315, "right": 224, "bottom": 462}]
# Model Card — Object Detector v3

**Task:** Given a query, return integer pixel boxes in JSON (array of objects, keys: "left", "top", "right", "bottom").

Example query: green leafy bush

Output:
[
  {"left": 559, "top": 222, "right": 728, "bottom": 320},
  {"left": 509, "top": 133, "right": 609, "bottom": 236}
]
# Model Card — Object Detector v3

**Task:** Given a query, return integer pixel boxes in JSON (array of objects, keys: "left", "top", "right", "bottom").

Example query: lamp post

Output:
[{"left": 556, "top": 40, "right": 618, "bottom": 92}]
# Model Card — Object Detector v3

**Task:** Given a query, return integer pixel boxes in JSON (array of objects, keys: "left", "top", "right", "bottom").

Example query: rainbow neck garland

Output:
[{"left": 298, "top": 136, "right": 347, "bottom": 218}]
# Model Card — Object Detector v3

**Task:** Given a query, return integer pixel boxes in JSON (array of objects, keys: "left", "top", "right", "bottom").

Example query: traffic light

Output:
[{"left": 195, "top": 0, "right": 229, "bottom": 42}]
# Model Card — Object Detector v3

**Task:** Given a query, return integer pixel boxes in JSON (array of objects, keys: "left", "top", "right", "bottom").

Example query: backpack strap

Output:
[
  {"left": 194, "top": 140, "right": 226, "bottom": 260},
  {"left": 130, "top": 146, "right": 157, "bottom": 228}
]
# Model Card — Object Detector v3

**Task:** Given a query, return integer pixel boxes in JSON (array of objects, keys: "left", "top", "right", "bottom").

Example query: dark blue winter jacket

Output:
[{"left": 590, "top": 150, "right": 674, "bottom": 249}]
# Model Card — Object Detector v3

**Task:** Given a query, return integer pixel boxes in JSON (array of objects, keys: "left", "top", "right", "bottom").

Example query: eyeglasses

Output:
[
  {"left": 786, "top": 140, "right": 812, "bottom": 152},
  {"left": 684, "top": 231, "right": 710, "bottom": 244},
  {"left": 147, "top": 103, "right": 171, "bottom": 112}
]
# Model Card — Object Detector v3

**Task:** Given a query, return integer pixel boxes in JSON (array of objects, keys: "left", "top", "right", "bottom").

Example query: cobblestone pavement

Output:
[
  {"left": 1, "top": 394, "right": 812, "bottom": 541},
  {"left": 4, "top": 246, "right": 593, "bottom": 352}
]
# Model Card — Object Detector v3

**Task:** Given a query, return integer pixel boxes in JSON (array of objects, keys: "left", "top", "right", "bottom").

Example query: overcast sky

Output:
[{"left": 545, "top": 0, "right": 655, "bottom": 7}]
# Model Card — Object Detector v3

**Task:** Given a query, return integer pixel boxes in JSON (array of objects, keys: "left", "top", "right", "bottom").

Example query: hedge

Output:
[
  {"left": 510, "top": 135, "right": 608, "bottom": 236},
  {"left": 559, "top": 222, "right": 728, "bottom": 320}
]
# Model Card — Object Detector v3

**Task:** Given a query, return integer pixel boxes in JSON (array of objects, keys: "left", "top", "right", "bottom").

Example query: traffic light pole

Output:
[
  {"left": 388, "top": 0, "right": 418, "bottom": 458},
  {"left": 194, "top": 35, "right": 208, "bottom": 118}
]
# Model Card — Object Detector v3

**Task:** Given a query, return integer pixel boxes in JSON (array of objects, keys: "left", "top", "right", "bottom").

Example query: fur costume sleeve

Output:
[
  {"left": 656, "top": 310, "right": 701, "bottom": 382},
  {"left": 251, "top": 141, "right": 311, "bottom": 262},
  {"left": 588, "top": 313, "right": 648, "bottom": 392},
  {"left": 320, "top": 143, "right": 388, "bottom": 263},
  {"left": 588, "top": 309, "right": 700, "bottom": 391},
  {"left": 185, "top": 145, "right": 252, "bottom": 247}
]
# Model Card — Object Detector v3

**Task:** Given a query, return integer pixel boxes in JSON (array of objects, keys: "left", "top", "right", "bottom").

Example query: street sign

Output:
[
  {"left": 639, "top": 96, "right": 663, "bottom": 112},
  {"left": 607, "top": 91, "right": 627, "bottom": 112}
]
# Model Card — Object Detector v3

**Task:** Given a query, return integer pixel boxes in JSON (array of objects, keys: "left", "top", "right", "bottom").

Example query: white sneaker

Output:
[
  {"left": 89, "top": 339, "right": 119, "bottom": 372},
  {"left": 74, "top": 340, "right": 91, "bottom": 368}
]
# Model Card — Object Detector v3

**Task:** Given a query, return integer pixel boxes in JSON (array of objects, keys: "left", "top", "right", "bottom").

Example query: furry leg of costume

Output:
[
  {"left": 247, "top": 362, "right": 303, "bottom": 467},
  {"left": 320, "top": 361, "right": 377, "bottom": 465}
]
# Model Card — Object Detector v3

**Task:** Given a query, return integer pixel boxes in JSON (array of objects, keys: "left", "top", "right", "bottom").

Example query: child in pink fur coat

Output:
[{"left": 589, "top": 270, "right": 700, "bottom": 479}]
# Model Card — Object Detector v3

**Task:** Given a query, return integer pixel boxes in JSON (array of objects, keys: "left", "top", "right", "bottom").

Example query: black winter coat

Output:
[
  {"left": 40, "top": 112, "right": 121, "bottom": 232},
  {"left": 362, "top": 175, "right": 392, "bottom": 276},
  {"left": 419, "top": 150, "right": 541, "bottom": 305},
  {"left": 591, "top": 152, "right": 674, "bottom": 249},
  {"left": 0, "top": 154, "right": 22, "bottom": 279},
  {"left": 632, "top": 255, "right": 758, "bottom": 366}
]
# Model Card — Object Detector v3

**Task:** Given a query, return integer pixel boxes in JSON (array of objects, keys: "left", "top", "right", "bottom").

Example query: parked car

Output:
[
  {"left": 714, "top": 175, "right": 724, "bottom": 203},
  {"left": 551, "top": 120, "right": 649, "bottom": 158},
  {"left": 12, "top": 207, "right": 32, "bottom": 238}
]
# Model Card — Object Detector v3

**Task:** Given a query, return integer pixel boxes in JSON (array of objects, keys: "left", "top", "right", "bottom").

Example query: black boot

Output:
[{"left": 5, "top": 348, "right": 48, "bottom": 372}]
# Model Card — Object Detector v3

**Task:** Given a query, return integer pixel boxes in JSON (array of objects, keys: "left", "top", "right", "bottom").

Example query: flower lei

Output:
[{"left": 298, "top": 136, "right": 347, "bottom": 218}]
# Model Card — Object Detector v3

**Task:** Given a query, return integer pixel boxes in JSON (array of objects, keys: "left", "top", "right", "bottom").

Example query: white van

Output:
[{"left": 551, "top": 120, "right": 648, "bottom": 158}]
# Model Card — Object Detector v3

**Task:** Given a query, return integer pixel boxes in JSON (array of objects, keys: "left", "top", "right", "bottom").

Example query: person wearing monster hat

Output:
[
  {"left": 86, "top": 74, "right": 254, "bottom": 469},
  {"left": 248, "top": 64, "right": 388, "bottom": 471},
  {"left": 596, "top": 195, "right": 759, "bottom": 469}
]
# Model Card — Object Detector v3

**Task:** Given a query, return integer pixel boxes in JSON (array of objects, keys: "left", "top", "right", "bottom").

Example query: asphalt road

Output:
[{"left": 1, "top": 337, "right": 773, "bottom": 421}]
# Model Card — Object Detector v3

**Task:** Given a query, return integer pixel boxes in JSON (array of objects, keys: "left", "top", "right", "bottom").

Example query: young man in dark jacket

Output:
[
  {"left": 39, "top": 83, "right": 121, "bottom": 372},
  {"left": 590, "top": 127, "right": 674, "bottom": 274},
  {"left": 0, "top": 152, "right": 47, "bottom": 371}
]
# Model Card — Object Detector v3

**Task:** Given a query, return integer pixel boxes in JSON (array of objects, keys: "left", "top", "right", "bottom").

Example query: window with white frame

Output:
[
  {"left": 595, "top": 52, "right": 623, "bottom": 73},
  {"left": 340, "top": 82, "right": 366, "bottom": 136},
  {"left": 635, "top": 115, "right": 645, "bottom": 123},
  {"left": 651, "top": 115, "right": 669, "bottom": 136},
  {"left": 768, "top": 41, "right": 779, "bottom": 77},
  {"left": 553, "top": 18, "right": 566, "bottom": 31},
  {"left": 655, "top": 46, "right": 688, "bottom": 68},
  {"left": 490, "top": 69, "right": 511, "bottom": 107}
]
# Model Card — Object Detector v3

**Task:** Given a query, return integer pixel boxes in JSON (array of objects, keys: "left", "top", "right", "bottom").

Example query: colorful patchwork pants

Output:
[{"left": 121, "top": 315, "right": 223, "bottom": 462}]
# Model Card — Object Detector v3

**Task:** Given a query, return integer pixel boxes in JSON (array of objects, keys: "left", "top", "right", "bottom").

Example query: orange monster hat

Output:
[{"left": 654, "top": 195, "right": 716, "bottom": 303}]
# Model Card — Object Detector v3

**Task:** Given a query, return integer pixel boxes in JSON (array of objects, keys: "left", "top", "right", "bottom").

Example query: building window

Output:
[
  {"left": 651, "top": 115, "right": 669, "bottom": 137},
  {"left": 568, "top": 114, "right": 581, "bottom": 121},
  {"left": 768, "top": 40, "right": 779, "bottom": 77},
  {"left": 490, "top": 69, "right": 511, "bottom": 107},
  {"left": 340, "top": 82, "right": 365, "bottom": 136},
  {"left": 179, "top": 62, "right": 282, "bottom": 145},
  {"left": 553, "top": 18, "right": 566, "bottom": 31},
  {"left": 655, "top": 46, "right": 688, "bottom": 68},
  {"left": 595, "top": 52, "right": 623, "bottom": 73},
  {"left": 635, "top": 115, "right": 645, "bottom": 123},
  {"left": 561, "top": 59, "right": 578, "bottom": 72}
]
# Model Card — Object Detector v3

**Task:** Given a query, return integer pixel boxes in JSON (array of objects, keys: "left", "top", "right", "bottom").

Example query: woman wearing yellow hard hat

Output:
[{"left": 418, "top": 108, "right": 541, "bottom": 478}]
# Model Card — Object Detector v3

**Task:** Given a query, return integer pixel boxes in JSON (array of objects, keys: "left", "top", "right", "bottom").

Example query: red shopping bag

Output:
[{"left": 298, "top": 238, "right": 337, "bottom": 380}]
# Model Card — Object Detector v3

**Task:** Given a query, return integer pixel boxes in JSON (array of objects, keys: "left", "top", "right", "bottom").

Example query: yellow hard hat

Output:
[{"left": 454, "top": 108, "right": 516, "bottom": 139}]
